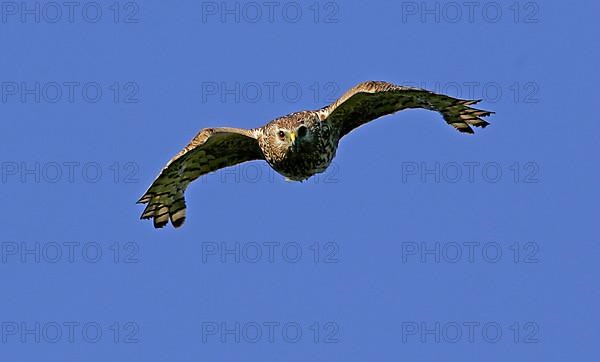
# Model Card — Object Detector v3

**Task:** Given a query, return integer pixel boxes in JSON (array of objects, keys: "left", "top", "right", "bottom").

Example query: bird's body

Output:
[
  {"left": 138, "top": 81, "right": 494, "bottom": 228},
  {"left": 258, "top": 111, "right": 338, "bottom": 181}
]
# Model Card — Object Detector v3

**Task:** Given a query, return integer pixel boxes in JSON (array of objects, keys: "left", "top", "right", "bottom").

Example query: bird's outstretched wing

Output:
[
  {"left": 138, "top": 127, "right": 263, "bottom": 228},
  {"left": 319, "top": 81, "right": 493, "bottom": 136}
]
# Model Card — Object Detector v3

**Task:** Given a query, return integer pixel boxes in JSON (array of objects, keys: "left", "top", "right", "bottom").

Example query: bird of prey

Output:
[{"left": 138, "top": 81, "right": 493, "bottom": 228}]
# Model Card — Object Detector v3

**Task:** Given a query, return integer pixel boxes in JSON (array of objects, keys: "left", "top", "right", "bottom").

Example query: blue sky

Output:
[{"left": 0, "top": 0, "right": 598, "bottom": 361}]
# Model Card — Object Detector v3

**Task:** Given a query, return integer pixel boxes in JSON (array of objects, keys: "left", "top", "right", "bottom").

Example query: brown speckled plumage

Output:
[{"left": 138, "top": 81, "right": 493, "bottom": 228}]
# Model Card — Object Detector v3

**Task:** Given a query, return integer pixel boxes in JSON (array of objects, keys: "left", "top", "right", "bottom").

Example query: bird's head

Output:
[{"left": 260, "top": 112, "right": 318, "bottom": 164}]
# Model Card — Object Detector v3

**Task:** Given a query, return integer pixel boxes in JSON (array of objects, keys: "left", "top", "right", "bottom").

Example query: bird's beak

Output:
[{"left": 289, "top": 131, "right": 297, "bottom": 145}]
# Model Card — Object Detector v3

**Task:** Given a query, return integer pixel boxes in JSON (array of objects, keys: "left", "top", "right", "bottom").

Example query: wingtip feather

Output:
[{"left": 137, "top": 193, "right": 152, "bottom": 204}]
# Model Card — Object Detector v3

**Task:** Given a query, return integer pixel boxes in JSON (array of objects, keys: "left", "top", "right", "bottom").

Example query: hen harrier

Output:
[{"left": 138, "top": 81, "right": 493, "bottom": 228}]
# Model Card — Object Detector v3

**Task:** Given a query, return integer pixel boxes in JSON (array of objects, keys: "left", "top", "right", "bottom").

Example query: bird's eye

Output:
[
  {"left": 297, "top": 125, "right": 308, "bottom": 138},
  {"left": 277, "top": 130, "right": 286, "bottom": 140}
]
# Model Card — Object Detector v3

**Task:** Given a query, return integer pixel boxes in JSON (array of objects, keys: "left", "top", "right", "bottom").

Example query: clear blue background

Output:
[{"left": 1, "top": 0, "right": 598, "bottom": 361}]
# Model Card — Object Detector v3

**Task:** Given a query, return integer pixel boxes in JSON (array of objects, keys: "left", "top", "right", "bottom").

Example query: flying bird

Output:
[{"left": 138, "top": 81, "right": 493, "bottom": 228}]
